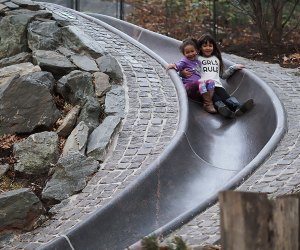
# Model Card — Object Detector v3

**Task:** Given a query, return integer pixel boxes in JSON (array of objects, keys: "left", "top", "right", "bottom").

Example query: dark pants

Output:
[{"left": 212, "top": 87, "right": 230, "bottom": 103}]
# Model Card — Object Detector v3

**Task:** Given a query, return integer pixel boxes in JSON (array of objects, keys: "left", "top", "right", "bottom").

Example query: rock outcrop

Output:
[{"left": 0, "top": 0, "right": 126, "bottom": 233}]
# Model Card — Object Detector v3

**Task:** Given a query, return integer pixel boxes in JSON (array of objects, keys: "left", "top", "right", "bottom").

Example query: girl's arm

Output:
[
  {"left": 221, "top": 63, "right": 245, "bottom": 79},
  {"left": 167, "top": 59, "right": 187, "bottom": 71}
]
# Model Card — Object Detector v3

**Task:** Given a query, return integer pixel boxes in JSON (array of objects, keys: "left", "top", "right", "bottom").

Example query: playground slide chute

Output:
[{"left": 40, "top": 8, "right": 286, "bottom": 250}]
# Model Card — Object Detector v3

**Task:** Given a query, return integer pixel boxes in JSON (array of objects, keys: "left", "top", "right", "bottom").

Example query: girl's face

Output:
[
  {"left": 183, "top": 45, "right": 197, "bottom": 60},
  {"left": 201, "top": 42, "right": 214, "bottom": 57}
]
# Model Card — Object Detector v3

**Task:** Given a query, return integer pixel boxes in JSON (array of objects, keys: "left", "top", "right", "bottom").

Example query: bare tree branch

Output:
[{"left": 282, "top": 0, "right": 300, "bottom": 28}]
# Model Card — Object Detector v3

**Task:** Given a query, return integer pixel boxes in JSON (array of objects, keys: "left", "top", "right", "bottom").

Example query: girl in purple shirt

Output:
[{"left": 167, "top": 38, "right": 216, "bottom": 114}]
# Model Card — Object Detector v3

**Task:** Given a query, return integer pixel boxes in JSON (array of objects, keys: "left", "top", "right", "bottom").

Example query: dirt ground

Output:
[{"left": 221, "top": 41, "right": 300, "bottom": 69}]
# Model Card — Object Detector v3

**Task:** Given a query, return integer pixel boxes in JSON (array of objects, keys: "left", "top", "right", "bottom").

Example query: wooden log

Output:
[
  {"left": 219, "top": 191, "right": 300, "bottom": 250},
  {"left": 219, "top": 191, "right": 272, "bottom": 250},
  {"left": 272, "top": 195, "right": 299, "bottom": 250}
]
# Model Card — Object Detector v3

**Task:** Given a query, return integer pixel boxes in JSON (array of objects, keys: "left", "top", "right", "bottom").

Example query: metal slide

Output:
[{"left": 40, "top": 9, "right": 286, "bottom": 250}]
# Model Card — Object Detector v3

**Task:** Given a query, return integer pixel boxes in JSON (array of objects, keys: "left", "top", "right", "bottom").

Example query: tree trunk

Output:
[
  {"left": 271, "top": 0, "right": 284, "bottom": 46},
  {"left": 249, "top": 0, "right": 271, "bottom": 46}
]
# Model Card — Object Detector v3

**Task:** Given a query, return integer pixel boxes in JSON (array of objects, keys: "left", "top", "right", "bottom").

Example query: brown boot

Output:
[
  {"left": 202, "top": 91, "right": 217, "bottom": 114},
  {"left": 209, "top": 89, "right": 217, "bottom": 112}
]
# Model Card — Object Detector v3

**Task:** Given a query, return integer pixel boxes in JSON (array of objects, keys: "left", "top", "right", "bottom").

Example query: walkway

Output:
[{"left": 1, "top": 3, "right": 300, "bottom": 249}]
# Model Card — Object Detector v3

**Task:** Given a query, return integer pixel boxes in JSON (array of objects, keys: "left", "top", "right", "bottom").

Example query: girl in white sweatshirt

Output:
[{"left": 197, "top": 33, "right": 253, "bottom": 118}]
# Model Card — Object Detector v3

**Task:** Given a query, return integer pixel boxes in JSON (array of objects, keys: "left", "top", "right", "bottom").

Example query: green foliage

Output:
[
  {"left": 137, "top": 235, "right": 190, "bottom": 250},
  {"left": 167, "top": 236, "right": 190, "bottom": 250},
  {"left": 141, "top": 235, "right": 160, "bottom": 249}
]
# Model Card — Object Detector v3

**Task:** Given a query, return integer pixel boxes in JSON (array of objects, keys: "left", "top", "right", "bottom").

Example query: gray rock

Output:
[
  {"left": 62, "top": 25, "right": 106, "bottom": 58},
  {"left": 0, "top": 14, "right": 31, "bottom": 59},
  {"left": 56, "top": 46, "right": 75, "bottom": 57},
  {"left": 62, "top": 121, "right": 89, "bottom": 157},
  {"left": 0, "top": 3, "right": 129, "bottom": 229},
  {"left": 0, "top": 3, "right": 8, "bottom": 13},
  {"left": 77, "top": 96, "right": 101, "bottom": 132},
  {"left": 0, "top": 62, "right": 40, "bottom": 78},
  {"left": 28, "top": 20, "right": 61, "bottom": 51},
  {"left": 42, "top": 152, "right": 99, "bottom": 201},
  {"left": 0, "top": 71, "right": 60, "bottom": 135},
  {"left": 0, "top": 164, "right": 9, "bottom": 177},
  {"left": 0, "top": 62, "right": 41, "bottom": 86},
  {"left": 13, "top": 131, "right": 60, "bottom": 175},
  {"left": 105, "top": 85, "right": 126, "bottom": 118},
  {"left": 56, "top": 105, "right": 81, "bottom": 138},
  {"left": 56, "top": 70, "right": 95, "bottom": 105},
  {"left": 4, "top": 1, "right": 19, "bottom": 9},
  {"left": 0, "top": 52, "right": 32, "bottom": 68},
  {"left": 0, "top": 188, "right": 45, "bottom": 231},
  {"left": 93, "top": 71, "right": 111, "bottom": 98},
  {"left": 96, "top": 55, "right": 123, "bottom": 83},
  {"left": 4, "top": 9, "right": 51, "bottom": 18},
  {"left": 32, "top": 50, "right": 77, "bottom": 78},
  {"left": 50, "top": 12, "right": 71, "bottom": 27},
  {"left": 70, "top": 54, "right": 99, "bottom": 72},
  {"left": 11, "top": 0, "right": 40, "bottom": 11},
  {"left": 87, "top": 115, "right": 121, "bottom": 162}
]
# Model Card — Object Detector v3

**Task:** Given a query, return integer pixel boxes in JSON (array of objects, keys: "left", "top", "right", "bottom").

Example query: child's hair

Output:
[
  {"left": 197, "top": 34, "right": 224, "bottom": 74},
  {"left": 179, "top": 38, "right": 198, "bottom": 55}
]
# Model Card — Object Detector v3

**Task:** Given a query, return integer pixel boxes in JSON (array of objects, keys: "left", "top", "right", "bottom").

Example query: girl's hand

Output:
[
  {"left": 167, "top": 63, "right": 177, "bottom": 70},
  {"left": 181, "top": 68, "right": 192, "bottom": 77},
  {"left": 234, "top": 64, "right": 245, "bottom": 70}
]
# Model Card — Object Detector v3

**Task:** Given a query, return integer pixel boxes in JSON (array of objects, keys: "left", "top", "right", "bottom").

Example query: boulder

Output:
[
  {"left": 13, "top": 131, "right": 60, "bottom": 175},
  {"left": 0, "top": 188, "right": 45, "bottom": 231},
  {"left": 0, "top": 62, "right": 40, "bottom": 86},
  {"left": 0, "top": 71, "right": 60, "bottom": 135},
  {"left": 42, "top": 152, "right": 99, "bottom": 202},
  {"left": 32, "top": 50, "right": 77, "bottom": 78},
  {"left": 56, "top": 70, "right": 95, "bottom": 105},
  {"left": 10, "top": 0, "right": 41, "bottom": 11},
  {"left": 69, "top": 54, "right": 99, "bottom": 72},
  {"left": 77, "top": 96, "right": 101, "bottom": 132},
  {"left": 105, "top": 85, "right": 126, "bottom": 118},
  {"left": 93, "top": 71, "right": 111, "bottom": 98},
  {"left": 62, "top": 121, "right": 89, "bottom": 157},
  {"left": 0, "top": 14, "right": 31, "bottom": 59},
  {"left": 96, "top": 55, "right": 123, "bottom": 83},
  {"left": 61, "top": 25, "right": 106, "bottom": 58},
  {"left": 0, "top": 52, "right": 32, "bottom": 68},
  {"left": 87, "top": 115, "right": 121, "bottom": 162},
  {"left": 27, "top": 20, "right": 62, "bottom": 51}
]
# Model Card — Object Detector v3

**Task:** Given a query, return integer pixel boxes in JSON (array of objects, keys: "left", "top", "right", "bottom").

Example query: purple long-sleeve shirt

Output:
[{"left": 175, "top": 57, "right": 201, "bottom": 84}]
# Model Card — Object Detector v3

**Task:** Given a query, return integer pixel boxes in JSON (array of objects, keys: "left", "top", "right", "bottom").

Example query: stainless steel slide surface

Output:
[{"left": 40, "top": 10, "right": 286, "bottom": 250}]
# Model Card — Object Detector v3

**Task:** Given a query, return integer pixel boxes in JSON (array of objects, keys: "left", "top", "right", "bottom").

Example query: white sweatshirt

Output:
[{"left": 198, "top": 55, "right": 239, "bottom": 88}]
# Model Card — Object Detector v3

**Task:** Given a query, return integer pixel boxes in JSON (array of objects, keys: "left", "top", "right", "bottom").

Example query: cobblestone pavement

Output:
[{"left": 1, "top": 3, "right": 300, "bottom": 250}]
